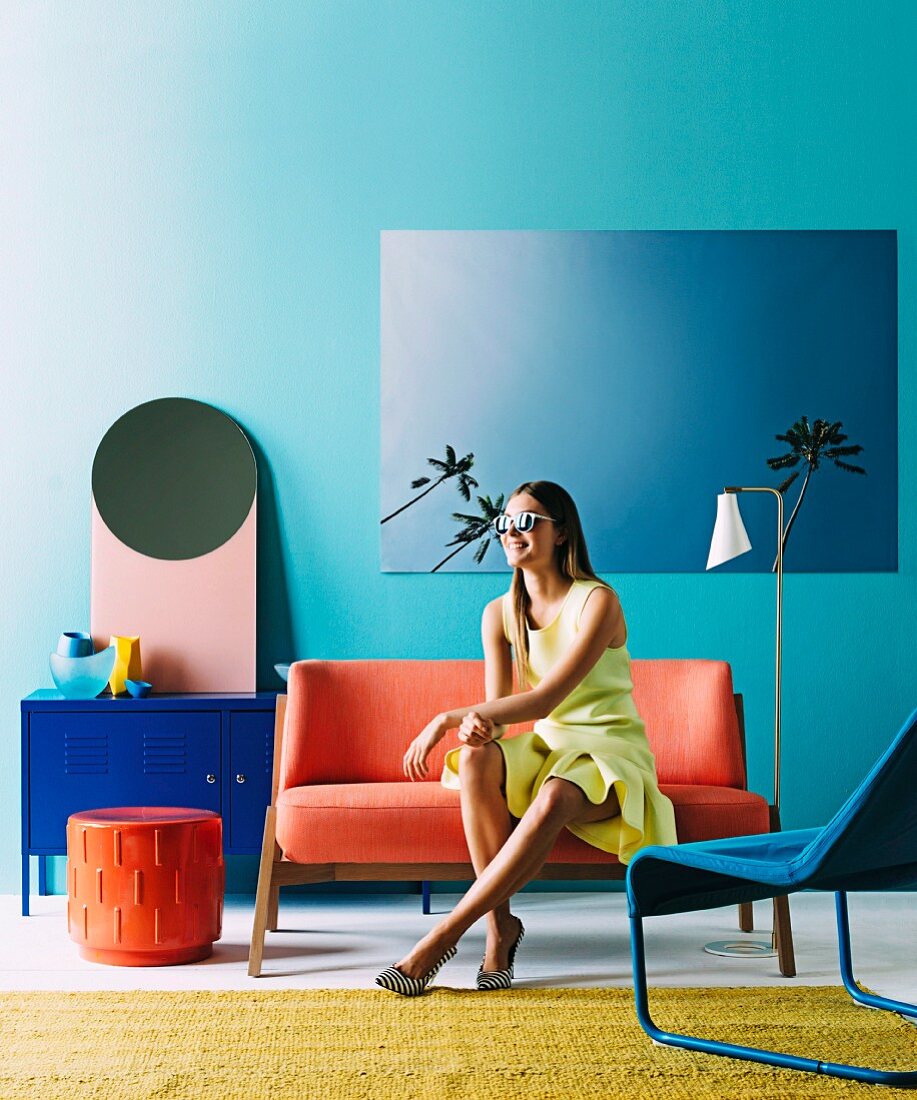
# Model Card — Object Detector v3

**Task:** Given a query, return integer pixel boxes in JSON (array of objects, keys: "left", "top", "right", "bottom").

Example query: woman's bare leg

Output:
[
  {"left": 457, "top": 744, "right": 520, "bottom": 971},
  {"left": 396, "top": 777, "right": 620, "bottom": 977}
]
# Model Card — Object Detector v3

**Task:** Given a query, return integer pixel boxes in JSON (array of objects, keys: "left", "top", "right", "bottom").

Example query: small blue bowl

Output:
[
  {"left": 125, "top": 679, "right": 152, "bottom": 699},
  {"left": 57, "top": 631, "right": 93, "bottom": 658},
  {"left": 274, "top": 663, "right": 292, "bottom": 683}
]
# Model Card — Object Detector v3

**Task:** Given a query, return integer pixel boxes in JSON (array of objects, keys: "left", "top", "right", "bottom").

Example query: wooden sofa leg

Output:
[
  {"left": 773, "top": 894, "right": 796, "bottom": 978},
  {"left": 249, "top": 805, "right": 279, "bottom": 977},
  {"left": 738, "top": 902, "right": 754, "bottom": 932},
  {"left": 267, "top": 884, "right": 280, "bottom": 931}
]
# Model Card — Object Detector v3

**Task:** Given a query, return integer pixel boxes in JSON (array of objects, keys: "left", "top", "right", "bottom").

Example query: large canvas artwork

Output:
[{"left": 381, "top": 230, "right": 897, "bottom": 573}]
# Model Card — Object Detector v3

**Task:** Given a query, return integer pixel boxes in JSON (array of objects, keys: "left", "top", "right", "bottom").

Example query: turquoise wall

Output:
[{"left": 2, "top": 1, "right": 915, "bottom": 894}]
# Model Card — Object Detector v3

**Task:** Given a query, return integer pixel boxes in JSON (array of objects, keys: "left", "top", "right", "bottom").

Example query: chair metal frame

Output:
[
  {"left": 629, "top": 890, "right": 916, "bottom": 1087},
  {"left": 627, "top": 704, "right": 917, "bottom": 1088}
]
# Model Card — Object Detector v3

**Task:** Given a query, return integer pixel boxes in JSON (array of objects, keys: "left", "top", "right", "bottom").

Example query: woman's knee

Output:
[
  {"left": 531, "top": 777, "right": 586, "bottom": 822},
  {"left": 457, "top": 741, "right": 504, "bottom": 783}
]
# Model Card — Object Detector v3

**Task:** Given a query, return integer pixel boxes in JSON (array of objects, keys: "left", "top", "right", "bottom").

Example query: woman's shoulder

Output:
[
  {"left": 482, "top": 595, "right": 507, "bottom": 624},
  {"left": 482, "top": 593, "right": 512, "bottom": 645},
  {"left": 572, "top": 578, "right": 621, "bottom": 628}
]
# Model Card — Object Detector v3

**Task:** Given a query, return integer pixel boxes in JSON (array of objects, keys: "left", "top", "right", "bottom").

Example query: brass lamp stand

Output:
[{"left": 704, "top": 486, "right": 795, "bottom": 971}]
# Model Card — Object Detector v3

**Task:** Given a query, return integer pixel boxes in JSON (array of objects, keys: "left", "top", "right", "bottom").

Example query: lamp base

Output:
[{"left": 704, "top": 937, "right": 777, "bottom": 958}]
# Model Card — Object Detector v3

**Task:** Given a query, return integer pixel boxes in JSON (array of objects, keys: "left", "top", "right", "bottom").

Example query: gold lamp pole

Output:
[{"left": 704, "top": 486, "right": 794, "bottom": 970}]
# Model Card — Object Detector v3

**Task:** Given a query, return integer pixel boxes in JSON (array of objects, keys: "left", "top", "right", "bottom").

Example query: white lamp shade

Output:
[{"left": 706, "top": 492, "right": 753, "bottom": 569}]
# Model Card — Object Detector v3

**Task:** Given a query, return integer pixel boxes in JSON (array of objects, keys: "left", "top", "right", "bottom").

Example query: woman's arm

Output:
[
  {"left": 460, "top": 597, "right": 514, "bottom": 744},
  {"left": 440, "top": 585, "right": 622, "bottom": 732}
]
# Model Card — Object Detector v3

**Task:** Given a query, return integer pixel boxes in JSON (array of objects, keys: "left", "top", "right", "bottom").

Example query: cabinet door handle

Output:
[
  {"left": 235, "top": 774, "right": 246, "bottom": 784},
  {"left": 206, "top": 774, "right": 217, "bottom": 784}
]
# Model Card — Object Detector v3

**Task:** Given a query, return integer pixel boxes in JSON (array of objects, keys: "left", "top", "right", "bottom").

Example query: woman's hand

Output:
[
  {"left": 403, "top": 715, "right": 448, "bottom": 781},
  {"left": 457, "top": 711, "right": 496, "bottom": 748}
]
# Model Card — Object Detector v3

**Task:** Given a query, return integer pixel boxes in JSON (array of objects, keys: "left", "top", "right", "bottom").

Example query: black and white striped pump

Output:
[
  {"left": 476, "top": 920, "right": 525, "bottom": 991},
  {"left": 375, "top": 945, "right": 457, "bottom": 996}
]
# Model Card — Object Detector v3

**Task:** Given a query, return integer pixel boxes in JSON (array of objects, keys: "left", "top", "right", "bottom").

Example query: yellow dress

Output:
[{"left": 442, "top": 578, "right": 677, "bottom": 864}]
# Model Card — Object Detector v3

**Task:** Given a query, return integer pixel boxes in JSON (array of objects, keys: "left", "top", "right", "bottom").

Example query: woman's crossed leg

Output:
[{"left": 395, "top": 744, "right": 620, "bottom": 979}]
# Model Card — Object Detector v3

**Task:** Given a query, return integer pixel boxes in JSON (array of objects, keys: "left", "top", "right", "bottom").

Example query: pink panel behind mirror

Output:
[{"left": 90, "top": 499, "right": 257, "bottom": 692}]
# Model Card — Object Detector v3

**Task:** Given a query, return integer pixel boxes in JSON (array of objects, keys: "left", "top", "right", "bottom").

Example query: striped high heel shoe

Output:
[
  {"left": 476, "top": 919, "right": 525, "bottom": 991},
  {"left": 375, "top": 944, "right": 457, "bottom": 997}
]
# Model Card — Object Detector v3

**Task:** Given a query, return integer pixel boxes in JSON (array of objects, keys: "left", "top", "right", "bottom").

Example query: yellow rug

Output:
[{"left": 1, "top": 987, "right": 914, "bottom": 1099}]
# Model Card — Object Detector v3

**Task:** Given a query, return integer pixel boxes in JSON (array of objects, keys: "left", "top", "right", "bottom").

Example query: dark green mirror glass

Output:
[{"left": 92, "top": 398, "right": 257, "bottom": 561}]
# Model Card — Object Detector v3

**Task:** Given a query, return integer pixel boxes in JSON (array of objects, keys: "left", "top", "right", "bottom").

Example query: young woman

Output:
[{"left": 375, "top": 480, "right": 677, "bottom": 996}]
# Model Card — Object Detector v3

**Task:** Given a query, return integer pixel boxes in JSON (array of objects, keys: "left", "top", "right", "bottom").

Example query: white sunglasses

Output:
[{"left": 493, "top": 511, "right": 558, "bottom": 535}]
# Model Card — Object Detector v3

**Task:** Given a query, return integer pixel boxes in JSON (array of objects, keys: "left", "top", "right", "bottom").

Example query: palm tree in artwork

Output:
[
  {"left": 431, "top": 493, "right": 506, "bottom": 573},
  {"left": 381, "top": 445, "right": 478, "bottom": 524},
  {"left": 767, "top": 416, "right": 866, "bottom": 570}
]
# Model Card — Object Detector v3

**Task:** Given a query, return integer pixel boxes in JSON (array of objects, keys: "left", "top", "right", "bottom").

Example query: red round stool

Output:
[{"left": 66, "top": 807, "right": 224, "bottom": 966}]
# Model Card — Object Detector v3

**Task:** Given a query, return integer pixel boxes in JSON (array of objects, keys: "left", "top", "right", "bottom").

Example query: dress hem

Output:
[{"left": 442, "top": 740, "right": 676, "bottom": 864}]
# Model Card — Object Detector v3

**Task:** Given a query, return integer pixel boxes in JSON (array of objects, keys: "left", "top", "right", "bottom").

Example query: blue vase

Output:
[
  {"left": 57, "top": 632, "right": 93, "bottom": 658},
  {"left": 49, "top": 646, "right": 117, "bottom": 699}
]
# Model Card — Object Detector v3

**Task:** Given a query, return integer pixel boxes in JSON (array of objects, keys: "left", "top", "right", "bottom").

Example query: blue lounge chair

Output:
[{"left": 626, "top": 706, "right": 917, "bottom": 1088}]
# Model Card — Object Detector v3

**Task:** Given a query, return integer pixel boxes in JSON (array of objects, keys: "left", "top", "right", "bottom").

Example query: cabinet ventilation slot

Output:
[
  {"left": 64, "top": 733, "right": 108, "bottom": 775},
  {"left": 143, "top": 732, "right": 187, "bottom": 774},
  {"left": 264, "top": 727, "right": 273, "bottom": 774}
]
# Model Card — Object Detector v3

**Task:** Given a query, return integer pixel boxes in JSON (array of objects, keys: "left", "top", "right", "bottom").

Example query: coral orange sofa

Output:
[{"left": 248, "top": 659, "right": 795, "bottom": 976}]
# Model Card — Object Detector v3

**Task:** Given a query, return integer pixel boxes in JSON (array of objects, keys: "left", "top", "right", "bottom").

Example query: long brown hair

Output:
[{"left": 506, "top": 480, "right": 610, "bottom": 690}]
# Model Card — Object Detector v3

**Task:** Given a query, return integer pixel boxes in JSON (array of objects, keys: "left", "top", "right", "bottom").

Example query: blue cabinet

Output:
[{"left": 21, "top": 691, "right": 276, "bottom": 915}]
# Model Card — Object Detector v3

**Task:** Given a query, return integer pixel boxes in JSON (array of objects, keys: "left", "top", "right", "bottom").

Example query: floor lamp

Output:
[{"left": 704, "top": 487, "right": 795, "bottom": 972}]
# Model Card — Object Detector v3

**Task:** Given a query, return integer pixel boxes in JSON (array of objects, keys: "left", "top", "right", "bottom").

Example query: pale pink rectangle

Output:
[{"left": 90, "top": 498, "right": 256, "bottom": 691}]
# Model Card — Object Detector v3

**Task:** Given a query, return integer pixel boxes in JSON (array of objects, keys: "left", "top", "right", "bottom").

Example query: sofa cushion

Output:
[{"left": 275, "top": 782, "right": 769, "bottom": 865}]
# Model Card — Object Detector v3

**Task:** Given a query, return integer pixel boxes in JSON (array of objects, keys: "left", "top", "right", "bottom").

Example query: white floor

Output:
[{"left": 2, "top": 890, "right": 915, "bottom": 1006}]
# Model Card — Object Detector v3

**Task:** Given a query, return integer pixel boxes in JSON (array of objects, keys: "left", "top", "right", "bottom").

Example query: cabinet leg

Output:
[
  {"left": 267, "top": 884, "right": 280, "bottom": 931},
  {"left": 774, "top": 894, "right": 796, "bottom": 977},
  {"left": 738, "top": 901, "right": 754, "bottom": 932},
  {"left": 22, "top": 854, "right": 29, "bottom": 917}
]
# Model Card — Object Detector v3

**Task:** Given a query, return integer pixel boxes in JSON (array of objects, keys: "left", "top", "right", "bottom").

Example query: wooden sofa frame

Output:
[{"left": 249, "top": 693, "right": 796, "bottom": 977}]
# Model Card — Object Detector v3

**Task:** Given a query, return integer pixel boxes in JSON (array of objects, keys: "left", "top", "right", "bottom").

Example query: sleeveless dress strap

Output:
[{"left": 504, "top": 579, "right": 605, "bottom": 638}]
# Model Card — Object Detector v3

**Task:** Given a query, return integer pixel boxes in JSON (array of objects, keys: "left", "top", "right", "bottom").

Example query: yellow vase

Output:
[{"left": 109, "top": 635, "right": 142, "bottom": 696}]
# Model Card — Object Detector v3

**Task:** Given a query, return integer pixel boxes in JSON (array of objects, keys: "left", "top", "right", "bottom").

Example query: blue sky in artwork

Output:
[{"left": 381, "top": 231, "right": 897, "bottom": 573}]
